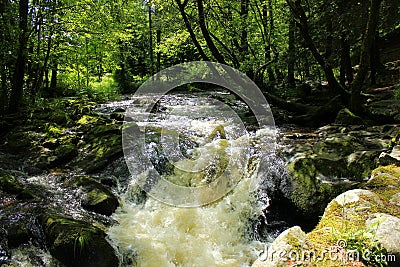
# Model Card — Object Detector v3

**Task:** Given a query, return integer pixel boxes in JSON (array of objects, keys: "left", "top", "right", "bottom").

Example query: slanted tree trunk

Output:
[
  {"left": 196, "top": 0, "right": 226, "bottom": 64},
  {"left": 287, "top": 0, "right": 349, "bottom": 100},
  {"left": 9, "top": 0, "right": 29, "bottom": 113},
  {"left": 175, "top": 0, "right": 209, "bottom": 61}
]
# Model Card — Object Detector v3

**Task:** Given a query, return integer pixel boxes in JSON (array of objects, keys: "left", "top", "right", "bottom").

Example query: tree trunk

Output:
[
  {"left": 196, "top": 0, "right": 226, "bottom": 64},
  {"left": 176, "top": 0, "right": 210, "bottom": 61},
  {"left": 9, "top": 0, "right": 28, "bottom": 113},
  {"left": 350, "top": 0, "right": 382, "bottom": 114},
  {"left": 369, "top": 31, "right": 380, "bottom": 86},
  {"left": 287, "top": 17, "right": 296, "bottom": 88},
  {"left": 156, "top": 28, "right": 161, "bottom": 72},
  {"left": 339, "top": 34, "right": 353, "bottom": 86},
  {"left": 287, "top": 0, "right": 349, "bottom": 100},
  {"left": 239, "top": 0, "right": 249, "bottom": 57},
  {"left": 148, "top": 3, "right": 154, "bottom": 75},
  {"left": 50, "top": 64, "right": 58, "bottom": 90}
]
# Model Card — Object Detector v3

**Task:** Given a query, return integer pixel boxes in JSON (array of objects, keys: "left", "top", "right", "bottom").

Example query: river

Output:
[{"left": 101, "top": 91, "right": 279, "bottom": 266}]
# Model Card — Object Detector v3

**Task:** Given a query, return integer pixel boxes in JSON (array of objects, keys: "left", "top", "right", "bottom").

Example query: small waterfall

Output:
[{"left": 107, "top": 93, "right": 279, "bottom": 266}]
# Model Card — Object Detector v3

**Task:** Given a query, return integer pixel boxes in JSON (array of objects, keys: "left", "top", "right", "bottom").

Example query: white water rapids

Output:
[{"left": 106, "top": 92, "right": 276, "bottom": 266}]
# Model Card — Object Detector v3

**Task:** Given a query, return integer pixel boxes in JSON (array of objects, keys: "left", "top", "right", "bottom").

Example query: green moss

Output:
[
  {"left": 45, "top": 123, "right": 64, "bottom": 136},
  {"left": 371, "top": 165, "right": 400, "bottom": 179},
  {"left": 77, "top": 115, "right": 100, "bottom": 126}
]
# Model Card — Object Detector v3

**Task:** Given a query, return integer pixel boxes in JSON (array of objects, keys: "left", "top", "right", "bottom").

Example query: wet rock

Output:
[
  {"left": 252, "top": 226, "right": 314, "bottom": 267},
  {"left": 368, "top": 99, "right": 400, "bottom": 123},
  {"left": 287, "top": 154, "right": 357, "bottom": 216},
  {"left": 69, "top": 175, "right": 119, "bottom": 216},
  {"left": 366, "top": 213, "right": 400, "bottom": 263},
  {"left": 335, "top": 108, "right": 365, "bottom": 125},
  {"left": 53, "top": 143, "right": 78, "bottom": 165},
  {"left": 3, "top": 130, "right": 42, "bottom": 154},
  {"left": 77, "top": 133, "right": 122, "bottom": 173},
  {"left": 0, "top": 173, "right": 35, "bottom": 200},
  {"left": 379, "top": 145, "right": 400, "bottom": 166},
  {"left": 41, "top": 214, "right": 118, "bottom": 267},
  {"left": 7, "top": 221, "right": 32, "bottom": 248},
  {"left": 282, "top": 125, "right": 396, "bottom": 217}
]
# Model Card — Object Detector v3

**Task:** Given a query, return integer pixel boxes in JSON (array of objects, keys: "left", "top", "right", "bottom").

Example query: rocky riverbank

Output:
[{"left": 0, "top": 99, "right": 124, "bottom": 266}]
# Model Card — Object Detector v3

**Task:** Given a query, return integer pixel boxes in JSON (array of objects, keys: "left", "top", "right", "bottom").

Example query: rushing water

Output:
[{"left": 104, "top": 91, "right": 278, "bottom": 266}]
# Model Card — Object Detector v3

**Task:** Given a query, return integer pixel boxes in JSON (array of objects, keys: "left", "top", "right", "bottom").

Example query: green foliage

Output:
[
  {"left": 394, "top": 84, "right": 400, "bottom": 99},
  {"left": 57, "top": 72, "right": 120, "bottom": 102},
  {"left": 74, "top": 230, "right": 93, "bottom": 259}
]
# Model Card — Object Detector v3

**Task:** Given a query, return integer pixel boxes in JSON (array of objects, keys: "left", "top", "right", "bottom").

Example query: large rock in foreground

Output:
[{"left": 41, "top": 214, "right": 119, "bottom": 267}]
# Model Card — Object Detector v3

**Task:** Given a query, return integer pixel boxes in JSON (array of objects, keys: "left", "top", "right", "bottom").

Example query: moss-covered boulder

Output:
[
  {"left": 53, "top": 143, "right": 78, "bottom": 165},
  {"left": 41, "top": 214, "right": 118, "bottom": 267},
  {"left": 0, "top": 173, "right": 35, "bottom": 200},
  {"left": 304, "top": 166, "right": 400, "bottom": 267},
  {"left": 287, "top": 154, "right": 357, "bottom": 217},
  {"left": 335, "top": 108, "right": 365, "bottom": 125},
  {"left": 77, "top": 127, "right": 122, "bottom": 173},
  {"left": 69, "top": 175, "right": 119, "bottom": 216},
  {"left": 282, "top": 125, "right": 396, "bottom": 218}
]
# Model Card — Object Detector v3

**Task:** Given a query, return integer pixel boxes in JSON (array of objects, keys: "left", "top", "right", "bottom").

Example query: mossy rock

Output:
[
  {"left": 335, "top": 108, "right": 365, "bottom": 125},
  {"left": 69, "top": 176, "right": 119, "bottom": 216},
  {"left": 312, "top": 135, "right": 358, "bottom": 160},
  {"left": 287, "top": 156, "right": 356, "bottom": 216},
  {"left": 53, "top": 144, "right": 78, "bottom": 165},
  {"left": 78, "top": 135, "right": 122, "bottom": 173},
  {"left": 0, "top": 173, "right": 35, "bottom": 200},
  {"left": 7, "top": 221, "right": 32, "bottom": 248},
  {"left": 76, "top": 115, "right": 104, "bottom": 132},
  {"left": 368, "top": 99, "right": 400, "bottom": 123},
  {"left": 4, "top": 130, "right": 42, "bottom": 154},
  {"left": 40, "top": 214, "right": 118, "bottom": 267}
]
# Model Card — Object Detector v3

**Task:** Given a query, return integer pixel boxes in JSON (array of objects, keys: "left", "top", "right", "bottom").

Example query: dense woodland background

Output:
[{"left": 0, "top": 0, "right": 399, "bottom": 121}]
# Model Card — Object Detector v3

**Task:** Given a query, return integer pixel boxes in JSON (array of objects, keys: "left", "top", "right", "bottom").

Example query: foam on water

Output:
[{"left": 108, "top": 130, "right": 275, "bottom": 266}]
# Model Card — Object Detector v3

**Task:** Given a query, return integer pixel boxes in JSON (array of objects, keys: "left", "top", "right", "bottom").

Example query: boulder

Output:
[
  {"left": 41, "top": 214, "right": 119, "bottom": 267},
  {"left": 7, "top": 220, "right": 32, "bottom": 248},
  {"left": 252, "top": 226, "right": 314, "bottom": 267},
  {"left": 76, "top": 123, "right": 122, "bottom": 173},
  {"left": 368, "top": 99, "right": 400, "bottom": 123},
  {"left": 379, "top": 145, "right": 400, "bottom": 166},
  {"left": 335, "top": 108, "right": 365, "bottom": 125},
  {"left": 0, "top": 173, "right": 35, "bottom": 200},
  {"left": 366, "top": 213, "right": 400, "bottom": 265},
  {"left": 69, "top": 176, "right": 119, "bottom": 216},
  {"left": 282, "top": 125, "right": 396, "bottom": 218}
]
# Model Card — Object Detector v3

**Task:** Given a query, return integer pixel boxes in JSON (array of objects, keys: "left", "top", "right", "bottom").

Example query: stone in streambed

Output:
[
  {"left": 252, "top": 226, "right": 314, "bottom": 267},
  {"left": 69, "top": 175, "right": 119, "bottom": 216},
  {"left": 41, "top": 214, "right": 119, "bottom": 267}
]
